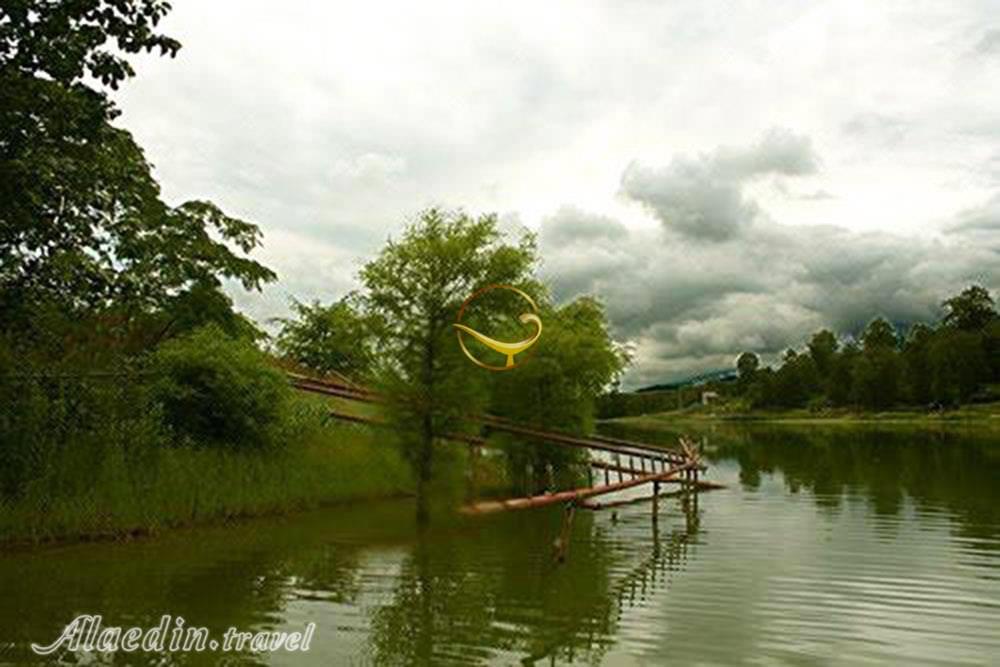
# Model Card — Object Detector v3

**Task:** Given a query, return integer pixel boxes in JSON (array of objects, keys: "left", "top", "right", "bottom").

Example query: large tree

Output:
[
  {"left": 359, "top": 208, "right": 537, "bottom": 521},
  {"left": 0, "top": 1, "right": 274, "bottom": 342}
]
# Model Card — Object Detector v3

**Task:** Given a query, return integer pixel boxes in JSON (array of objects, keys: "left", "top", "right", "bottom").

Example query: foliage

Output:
[
  {"left": 736, "top": 351, "right": 759, "bottom": 380},
  {"left": 358, "top": 207, "right": 537, "bottom": 519},
  {"left": 150, "top": 326, "right": 290, "bottom": 450},
  {"left": 0, "top": 0, "right": 181, "bottom": 90},
  {"left": 807, "top": 329, "right": 838, "bottom": 377},
  {"left": 732, "top": 285, "right": 998, "bottom": 411},
  {"left": 0, "top": 1, "right": 274, "bottom": 343},
  {"left": 0, "top": 389, "right": 413, "bottom": 545},
  {"left": 275, "top": 297, "right": 373, "bottom": 378},
  {"left": 490, "top": 296, "right": 628, "bottom": 491},
  {"left": 942, "top": 285, "right": 996, "bottom": 332}
]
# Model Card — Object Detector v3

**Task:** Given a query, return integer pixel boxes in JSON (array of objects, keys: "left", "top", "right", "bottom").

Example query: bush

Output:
[{"left": 150, "top": 326, "right": 290, "bottom": 450}]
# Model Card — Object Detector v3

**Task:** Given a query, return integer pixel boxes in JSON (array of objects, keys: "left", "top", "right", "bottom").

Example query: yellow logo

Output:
[{"left": 454, "top": 285, "right": 542, "bottom": 370}]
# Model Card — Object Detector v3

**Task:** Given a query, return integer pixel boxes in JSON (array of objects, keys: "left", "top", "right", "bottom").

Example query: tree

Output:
[
  {"left": 359, "top": 208, "right": 537, "bottom": 521},
  {"left": 985, "top": 320, "right": 1000, "bottom": 382},
  {"left": 828, "top": 341, "right": 860, "bottom": 407},
  {"left": 770, "top": 349, "right": 819, "bottom": 408},
  {"left": 902, "top": 323, "right": 934, "bottom": 405},
  {"left": 275, "top": 297, "right": 373, "bottom": 378},
  {"left": 150, "top": 325, "right": 291, "bottom": 451},
  {"left": 0, "top": 1, "right": 274, "bottom": 339},
  {"left": 736, "top": 351, "right": 760, "bottom": 381},
  {"left": 490, "top": 296, "right": 627, "bottom": 492},
  {"left": 928, "top": 330, "right": 988, "bottom": 405},
  {"left": 942, "top": 285, "right": 996, "bottom": 332},
  {"left": 0, "top": 1, "right": 181, "bottom": 90},
  {"left": 853, "top": 318, "right": 903, "bottom": 409},
  {"left": 861, "top": 317, "right": 899, "bottom": 352},
  {"left": 807, "top": 329, "right": 839, "bottom": 377}
]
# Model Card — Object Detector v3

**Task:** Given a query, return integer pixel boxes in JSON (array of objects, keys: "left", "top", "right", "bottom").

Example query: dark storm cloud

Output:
[
  {"left": 619, "top": 129, "right": 818, "bottom": 242},
  {"left": 541, "top": 178, "right": 1000, "bottom": 387}
]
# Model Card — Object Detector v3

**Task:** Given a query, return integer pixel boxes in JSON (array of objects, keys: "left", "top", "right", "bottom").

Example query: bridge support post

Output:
[
  {"left": 554, "top": 501, "right": 577, "bottom": 564},
  {"left": 652, "top": 480, "right": 661, "bottom": 522}
]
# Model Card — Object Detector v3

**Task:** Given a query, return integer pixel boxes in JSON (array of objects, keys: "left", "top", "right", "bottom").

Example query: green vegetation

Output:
[
  {"left": 0, "top": 352, "right": 413, "bottom": 545},
  {"left": 601, "top": 285, "right": 1000, "bottom": 421},
  {"left": 489, "top": 296, "right": 629, "bottom": 492},
  {"left": 278, "top": 210, "right": 628, "bottom": 516},
  {"left": 151, "top": 327, "right": 292, "bottom": 451},
  {"left": 0, "top": 2, "right": 623, "bottom": 539},
  {"left": 739, "top": 285, "right": 999, "bottom": 411},
  {"left": 5, "top": 1, "right": 992, "bottom": 546},
  {"left": 0, "top": 2, "right": 408, "bottom": 545},
  {"left": 358, "top": 209, "right": 537, "bottom": 521}
]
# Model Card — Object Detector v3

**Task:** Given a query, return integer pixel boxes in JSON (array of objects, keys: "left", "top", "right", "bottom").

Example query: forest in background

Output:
[{"left": 599, "top": 285, "right": 1000, "bottom": 419}]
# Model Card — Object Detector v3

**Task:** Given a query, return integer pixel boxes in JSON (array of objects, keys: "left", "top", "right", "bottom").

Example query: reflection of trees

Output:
[
  {"left": 602, "top": 420, "right": 1000, "bottom": 548},
  {"left": 2, "top": 492, "right": 706, "bottom": 666},
  {"left": 0, "top": 506, "right": 404, "bottom": 665},
  {"left": 369, "top": 501, "right": 700, "bottom": 666}
]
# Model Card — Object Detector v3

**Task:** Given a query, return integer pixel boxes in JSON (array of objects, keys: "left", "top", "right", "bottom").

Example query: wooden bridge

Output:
[{"left": 288, "top": 372, "right": 719, "bottom": 539}]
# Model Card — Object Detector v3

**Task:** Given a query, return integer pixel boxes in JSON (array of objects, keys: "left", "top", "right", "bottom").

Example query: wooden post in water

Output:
[
  {"left": 652, "top": 480, "right": 661, "bottom": 521},
  {"left": 554, "top": 501, "right": 577, "bottom": 563}
]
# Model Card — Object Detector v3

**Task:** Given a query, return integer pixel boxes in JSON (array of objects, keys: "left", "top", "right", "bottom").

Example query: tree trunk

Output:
[
  {"left": 416, "top": 326, "right": 436, "bottom": 524},
  {"left": 416, "top": 407, "right": 433, "bottom": 525}
]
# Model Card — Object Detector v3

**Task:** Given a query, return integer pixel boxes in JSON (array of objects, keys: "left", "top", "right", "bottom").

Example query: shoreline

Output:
[
  {"left": 0, "top": 490, "right": 417, "bottom": 555},
  {"left": 604, "top": 402, "right": 1000, "bottom": 429}
]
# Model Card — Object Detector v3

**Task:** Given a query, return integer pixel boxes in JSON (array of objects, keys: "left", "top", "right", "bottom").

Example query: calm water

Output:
[{"left": 1, "top": 423, "right": 998, "bottom": 665}]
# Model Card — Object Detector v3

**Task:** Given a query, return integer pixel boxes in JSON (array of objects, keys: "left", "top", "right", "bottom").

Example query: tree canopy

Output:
[
  {"left": 0, "top": 0, "right": 274, "bottom": 346},
  {"left": 734, "top": 285, "right": 998, "bottom": 410}
]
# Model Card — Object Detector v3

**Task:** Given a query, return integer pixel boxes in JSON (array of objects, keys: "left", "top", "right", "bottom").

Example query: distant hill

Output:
[{"left": 636, "top": 368, "right": 738, "bottom": 393}]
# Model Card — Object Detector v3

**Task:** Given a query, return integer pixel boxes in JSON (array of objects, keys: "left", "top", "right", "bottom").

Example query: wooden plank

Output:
[
  {"left": 459, "top": 462, "right": 696, "bottom": 515},
  {"left": 579, "top": 480, "right": 726, "bottom": 510},
  {"left": 325, "top": 409, "right": 485, "bottom": 446},
  {"left": 290, "top": 373, "right": 697, "bottom": 465}
]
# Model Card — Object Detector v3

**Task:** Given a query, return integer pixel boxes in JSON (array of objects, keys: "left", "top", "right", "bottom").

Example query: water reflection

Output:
[
  {"left": 0, "top": 493, "right": 699, "bottom": 665},
  {"left": 1, "top": 423, "right": 998, "bottom": 665},
  {"left": 601, "top": 421, "right": 1000, "bottom": 551}
]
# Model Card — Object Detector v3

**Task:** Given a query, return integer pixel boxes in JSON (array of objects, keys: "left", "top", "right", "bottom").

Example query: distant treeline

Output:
[
  {"left": 600, "top": 285, "right": 1000, "bottom": 418},
  {"left": 738, "top": 286, "right": 998, "bottom": 410}
]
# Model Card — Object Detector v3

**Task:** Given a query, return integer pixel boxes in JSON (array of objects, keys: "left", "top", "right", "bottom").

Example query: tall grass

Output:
[{"left": 0, "top": 374, "right": 414, "bottom": 546}]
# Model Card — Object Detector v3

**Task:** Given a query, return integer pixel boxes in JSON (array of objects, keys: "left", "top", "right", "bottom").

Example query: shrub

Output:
[{"left": 150, "top": 325, "right": 290, "bottom": 450}]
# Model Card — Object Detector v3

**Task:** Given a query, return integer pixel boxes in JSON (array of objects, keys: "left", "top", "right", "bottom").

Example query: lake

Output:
[{"left": 1, "top": 422, "right": 998, "bottom": 665}]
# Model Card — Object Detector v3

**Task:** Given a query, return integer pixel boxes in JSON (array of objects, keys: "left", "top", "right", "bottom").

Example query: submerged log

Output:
[{"left": 459, "top": 462, "right": 697, "bottom": 515}]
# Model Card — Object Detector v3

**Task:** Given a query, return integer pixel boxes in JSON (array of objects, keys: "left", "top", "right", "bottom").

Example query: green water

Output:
[{"left": 1, "top": 423, "right": 998, "bottom": 665}]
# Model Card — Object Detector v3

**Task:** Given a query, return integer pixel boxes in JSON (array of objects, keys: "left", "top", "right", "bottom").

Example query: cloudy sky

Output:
[{"left": 115, "top": 1, "right": 1000, "bottom": 387}]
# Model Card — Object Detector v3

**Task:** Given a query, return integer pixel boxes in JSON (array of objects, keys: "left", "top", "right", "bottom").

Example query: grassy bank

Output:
[
  {"left": 605, "top": 400, "right": 1000, "bottom": 429},
  {"left": 0, "top": 403, "right": 416, "bottom": 546}
]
